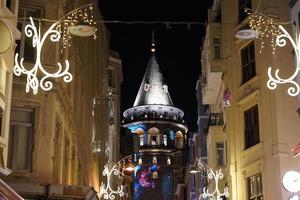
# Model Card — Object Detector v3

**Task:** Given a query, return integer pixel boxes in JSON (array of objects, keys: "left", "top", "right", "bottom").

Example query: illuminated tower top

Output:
[{"left": 123, "top": 35, "right": 187, "bottom": 133}]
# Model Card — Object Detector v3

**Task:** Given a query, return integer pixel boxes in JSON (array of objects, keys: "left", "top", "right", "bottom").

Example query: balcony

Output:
[
  {"left": 201, "top": 21, "right": 224, "bottom": 105},
  {"left": 209, "top": 113, "right": 224, "bottom": 126}
]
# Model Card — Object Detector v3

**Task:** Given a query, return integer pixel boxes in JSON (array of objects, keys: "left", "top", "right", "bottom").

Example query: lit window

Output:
[
  {"left": 138, "top": 158, "right": 142, "bottom": 165},
  {"left": 241, "top": 42, "right": 256, "bottom": 83},
  {"left": 139, "top": 135, "right": 144, "bottom": 146},
  {"left": 163, "top": 135, "right": 167, "bottom": 146},
  {"left": 152, "top": 156, "right": 157, "bottom": 164},
  {"left": 8, "top": 108, "right": 34, "bottom": 171},
  {"left": 167, "top": 157, "right": 171, "bottom": 165},
  {"left": 248, "top": 174, "right": 263, "bottom": 200},
  {"left": 153, "top": 171, "right": 158, "bottom": 179}
]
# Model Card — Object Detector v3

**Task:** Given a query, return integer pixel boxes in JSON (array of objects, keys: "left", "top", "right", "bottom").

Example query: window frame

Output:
[
  {"left": 16, "top": 6, "right": 42, "bottom": 63},
  {"left": 216, "top": 142, "right": 225, "bottom": 166},
  {"left": 213, "top": 38, "right": 221, "bottom": 60},
  {"left": 247, "top": 173, "right": 263, "bottom": 200},
  {"left": 244, "top": 105, "right": 260, "bottom": 149},
  {"left": 241, "top": 42, "right": 256, "bottom": 84},
  {"left": 8, "top": 107, "right": 34, "bottom": 172},
  {"left": 107, "top": 69, "right": 114, "bottom": 88}
]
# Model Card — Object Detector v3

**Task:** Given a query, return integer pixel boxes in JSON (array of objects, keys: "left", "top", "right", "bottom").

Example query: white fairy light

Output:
[
  {"left": 14, "top": 17, "right": 72, "bottom": 94},
  {"left": 202, "top": 169, "right": 229, "bottom": 200},
  {"left": 267, "top": 25, "right": 300, "bottom": 96},
  {"left": 100, "top": 164, "right": 124, "bottom": 200}
]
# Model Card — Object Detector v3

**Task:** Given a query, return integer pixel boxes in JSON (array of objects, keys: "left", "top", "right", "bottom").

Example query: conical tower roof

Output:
[{"left": 133, "top": 55, "right": 174, "bottom": 107}]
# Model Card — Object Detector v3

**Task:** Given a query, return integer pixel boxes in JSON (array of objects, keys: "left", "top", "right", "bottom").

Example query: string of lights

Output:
[{"left": 0, "top": 15, "right": 207, "bottom": 25}]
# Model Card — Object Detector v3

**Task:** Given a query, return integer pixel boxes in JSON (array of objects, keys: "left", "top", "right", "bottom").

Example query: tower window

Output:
[
  {"left": 139, "top": 135, "right": 144, "bottom": 146},
  {"left": 163, "top": 135, "right": 167, "bottom": 146}
]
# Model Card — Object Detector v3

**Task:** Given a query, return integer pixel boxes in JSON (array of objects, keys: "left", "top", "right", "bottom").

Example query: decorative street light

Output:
[
  {"left": 100, "top": 155, "right": 134, "bottom": 200},
  {"left": 14, "top": 17, "right": 72, "bottom": 94},
  {"left": 202, "top": 169, "right": 229, "bottom": 200},
  {"left": 189, "top": 158, "right": 229, "bottom": 200}
]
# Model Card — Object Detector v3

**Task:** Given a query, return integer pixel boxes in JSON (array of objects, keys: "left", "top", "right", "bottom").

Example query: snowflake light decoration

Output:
[
  {"left": 202, "top": 169, "right": 229, "bottom": 200},
  {"left": 14, "top": 17, "right": 72, "bottom": 94}
]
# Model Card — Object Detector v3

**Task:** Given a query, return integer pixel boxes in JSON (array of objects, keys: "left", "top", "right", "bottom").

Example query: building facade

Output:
[
  {"left": 201, "top": 0, "right": 300, "bottom": 199},
  {"left": 122, "top": 43, "right": 188, "bottom": 200},
  {"left": 0, "top": 0, "right": 123, "bottom": 199}
]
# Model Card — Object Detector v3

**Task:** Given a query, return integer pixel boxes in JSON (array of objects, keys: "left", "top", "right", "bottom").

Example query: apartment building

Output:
[{"left": 200, "top": 0, "right": 300, "bottom": 199}]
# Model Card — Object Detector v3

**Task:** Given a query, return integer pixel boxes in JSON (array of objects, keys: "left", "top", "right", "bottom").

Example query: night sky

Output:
[{"left": 99, "top": 1, "right": 212, "bottom": 131}]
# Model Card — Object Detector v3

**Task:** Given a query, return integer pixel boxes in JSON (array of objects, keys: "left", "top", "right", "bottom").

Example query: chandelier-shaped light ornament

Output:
[
  {"left": 267, "top": 25, "right": 300, "bottom": 96},
  {"left": 202, "top": 169, "right": 229, "bottom": 200},
  {"left": 14, "top": 17, "right": 72, "bottom": 94},
  {"left": 100, "top": 164, "right": 124, "bottom": 200}
]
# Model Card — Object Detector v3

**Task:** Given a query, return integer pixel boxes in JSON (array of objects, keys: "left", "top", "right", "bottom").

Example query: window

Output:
[
  {"left": 248, "top": 174, "right": 263, "bottom": 200},
  {"left": 239, "top": 0, "right": 252, "bottom": 23},
  {"left": 213, "top": 38, "right": 221, "bottom": 59},
  {"left": 16, "top": 7, "right": 42, "bottom": 63},
  {"left": 244, "top": 105, "right": 260, "bottom": 149},
  {"left": 163, "top": 135, "right": 167, "bottom": 146},
  {"left": 5, "top": 0, "right": 13, "bottom": 11},
  {"left": 108, "top": 69, "right": 114, "bottom": 88},
  {"left": 241, "top": 42, "right": 256, "bottom": 83},
  {"left": 8, "top": 108, "right": 34, "bottom": 171},
  {"left": 216, "top": 143, "right": 225, "bottom": 166},
  {"left": 139, "top": 135, "right": 144, "bottom": 146}
]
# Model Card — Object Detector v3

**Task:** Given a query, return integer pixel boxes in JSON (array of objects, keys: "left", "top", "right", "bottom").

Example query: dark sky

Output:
[{"left": 99, "top": 1, "right": 212, "bottom": 131}]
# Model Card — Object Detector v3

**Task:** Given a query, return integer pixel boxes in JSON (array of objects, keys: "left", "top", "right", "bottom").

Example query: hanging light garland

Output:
[
  {"left": 14, "top": 17, "right": 72, "bottom": 94},
  {"left": 57, "top": 3, "right": 97, "bottom": 49},
  {"left": 248, "top": 11, "right": 282, "bottom": 54}
]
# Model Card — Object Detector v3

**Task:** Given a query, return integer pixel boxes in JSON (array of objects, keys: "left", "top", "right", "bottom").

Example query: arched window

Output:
[
  {"left": 163, "top": 135, "right": 167, "bottom": 146},
  {"left": 167, "top": 157, "right": 171, "bottom": 165},
  {"left": 148, "top": 127, "right": 160, "bottom": 146},
  {"left": 175, "top": 131, "right": 184, "bottom": 149},
  {"left": 153, "top": 156, "right": 157, "bottom": 164},
  {"left": 139, "top": 135, "right": 144, "bottom": 146}
]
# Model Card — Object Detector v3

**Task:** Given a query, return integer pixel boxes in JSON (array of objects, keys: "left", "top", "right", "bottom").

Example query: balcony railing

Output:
[{"left": 209, "top": 113, "right": 224, "bottom": 126}]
